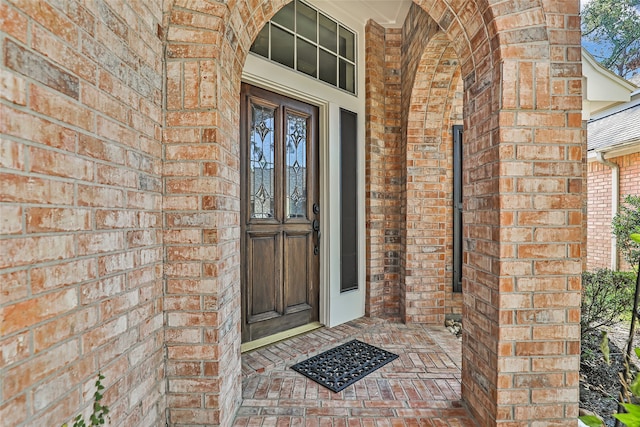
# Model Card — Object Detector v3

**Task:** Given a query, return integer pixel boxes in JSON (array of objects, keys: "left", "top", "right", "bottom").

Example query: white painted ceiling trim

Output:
[{"left": 310, "top": 0, "right": 412, "bottom": 28}]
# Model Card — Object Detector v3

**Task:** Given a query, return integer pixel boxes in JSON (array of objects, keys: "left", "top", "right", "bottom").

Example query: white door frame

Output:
[{"left": 242, "top": 58, "right": 366, "bottom": 328}]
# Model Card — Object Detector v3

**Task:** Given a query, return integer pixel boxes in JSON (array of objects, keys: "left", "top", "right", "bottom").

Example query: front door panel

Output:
[{"left": 240, "top": 83, "right": 320, "bottom": 343}]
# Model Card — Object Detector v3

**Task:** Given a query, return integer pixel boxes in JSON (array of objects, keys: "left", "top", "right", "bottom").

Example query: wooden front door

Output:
[{"left": 240, "top": 84, "right": 320, "bottom": 343}]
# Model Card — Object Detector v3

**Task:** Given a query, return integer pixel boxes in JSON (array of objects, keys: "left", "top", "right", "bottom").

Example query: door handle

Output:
[
  {"left": 313, "top": 219, "right": 321, "bottom": 239},
  {"left": 312, "top": 219, "right": 320, "bottom": 255}
]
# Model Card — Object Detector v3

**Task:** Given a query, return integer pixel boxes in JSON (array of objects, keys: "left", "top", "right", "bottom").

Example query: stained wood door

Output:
[{"left": 240, "top": 83, "right": 320, "bottom": 343}]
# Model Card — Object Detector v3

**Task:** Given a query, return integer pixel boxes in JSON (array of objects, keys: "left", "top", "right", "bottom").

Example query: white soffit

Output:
[
  {"left": 583, "top": 49, "right": 636, "bottom": 103},
  {"left": 312, "top": 0, "right": 413, "bottom": 27}
]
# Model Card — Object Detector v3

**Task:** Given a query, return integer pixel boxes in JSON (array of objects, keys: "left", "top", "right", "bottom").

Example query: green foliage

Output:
[
  {"left": 601, "top": 331, "right": 611, "bottom": 365},
  {"left": 581, "top": 269, "right": 637, "bottom": 337},
  {"left": 612, "top": 195, "right": 640, "bottom": 269},
  {"left": 581, "top": 0, "right": 640, "bottom": 78},
  {"left": 62, "top": 373, "right": 109, "bottom": 427},
  {"left": 579, "top": 346, "right": 640, "bottom": 427},
  {"left": 615, "top": 403, "right": 640, "bottom": 427},
  {"left": 580, "top": 415, "right": 605, "bottom": 427}
]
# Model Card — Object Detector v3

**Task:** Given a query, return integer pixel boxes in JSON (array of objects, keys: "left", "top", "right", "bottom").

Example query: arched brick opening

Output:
[
  {"left": 163, "top": 0, "right": 584, "bottom": 425},
  {"left": 401, "top": 27, "right": 464, "bottom": 324}
]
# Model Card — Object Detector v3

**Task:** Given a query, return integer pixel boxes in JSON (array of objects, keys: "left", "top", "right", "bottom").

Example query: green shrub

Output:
[
  {"left": 612, "top": 195, "right": 640, "bottom": 269},
  {"left": 581, "top": 269, "right": 636, "bottom": 338}
]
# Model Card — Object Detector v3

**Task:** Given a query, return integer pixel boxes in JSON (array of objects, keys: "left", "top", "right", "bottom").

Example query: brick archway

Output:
[
  {"left": 163, "top": 0, "right": 583, "bottom": 425},
  {"left": 402, "top": 29, "right": 464, "bottom": 324}
]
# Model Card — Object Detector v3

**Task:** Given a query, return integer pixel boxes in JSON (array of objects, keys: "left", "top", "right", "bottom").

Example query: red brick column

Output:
[
  {"left": 411, "top": 0, "right": 583, "bottom": 424},
  {"left": 364, "top": 20, "right": 387, "bottom": 317},
  {"left": 0, "top": 1, "right": 165, "bottom": 426},
  {"left": 163, "top": 1, "right": 243, "bottom": 425}
]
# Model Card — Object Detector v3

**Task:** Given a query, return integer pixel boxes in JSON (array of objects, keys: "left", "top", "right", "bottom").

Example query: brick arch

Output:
[
  {"left": 163, "top": 0, "right": 583, "bottom": 424},
  {"left": 412, "top": 0, "right": 490, "bottom": 79},
  {"left": 402, "top": 31, "right": 464, "bottom": 324}
]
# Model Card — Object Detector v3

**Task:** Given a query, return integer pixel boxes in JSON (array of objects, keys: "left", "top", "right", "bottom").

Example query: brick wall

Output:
[
  {"left": 364, "top": 22, "right": 405, "bottom": 319},
  {"left": 366, "top": 5, "right": 464, "bottom": 323},
  {"left": 364, "top": 20, "right": 385, "bottom": 317},
  {"left": 620, "top": 152, "right": 640, "bottom": 197},
  {"left": 401, "top": 5, "right": 463, "bottom": 323},
  {"left": 587, "top": 159, "right": 614, "bottom": 269},
  {"left": 587, "top": 151, "right": 640, "bottom": 271},
  {"left": 0, "top": 1, "right": 165, "bottom": 426},
  {"left": 0, "top": 0, "right": 585, "bottom": 426},
  {"left": 163, "top": 0, "right": 251, "bottom": 423}
]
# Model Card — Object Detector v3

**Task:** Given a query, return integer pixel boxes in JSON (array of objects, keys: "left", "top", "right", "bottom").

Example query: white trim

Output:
[
  {"left": 241, "top": 11, "right": 368, "bottom": 329},
  {"left": 582, "top": 49, "right": 637, "bottom": 94},
  {"left": 587, "top": 139, "right": 640, "bottom": 160},
  {"left": 240, "top": 69, "right": 367, "bottom": 328}
]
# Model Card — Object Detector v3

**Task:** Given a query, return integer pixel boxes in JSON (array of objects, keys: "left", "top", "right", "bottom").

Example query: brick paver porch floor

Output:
[{"left": 234, "top": 318, "right": 477, "bottom": 426}]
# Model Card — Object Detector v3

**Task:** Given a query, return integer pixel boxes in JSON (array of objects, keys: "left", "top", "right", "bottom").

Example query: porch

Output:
[{"left": 234, "top": 318, "right": 475, "bottom": 426}]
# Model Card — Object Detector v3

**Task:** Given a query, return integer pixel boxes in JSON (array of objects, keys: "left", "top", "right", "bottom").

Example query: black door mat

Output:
[{"left": 290, "top": 339, "right": 399, "bottom": 392}]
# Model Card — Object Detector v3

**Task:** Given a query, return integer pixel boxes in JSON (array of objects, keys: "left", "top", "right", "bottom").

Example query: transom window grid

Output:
[{"left": 250, "top": 0, "right": 357, "bottom": 94}]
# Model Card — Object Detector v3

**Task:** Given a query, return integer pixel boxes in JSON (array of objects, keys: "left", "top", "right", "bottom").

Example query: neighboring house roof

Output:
[{"left": 587, "top": 97, "right": 640, "bottom": 154}]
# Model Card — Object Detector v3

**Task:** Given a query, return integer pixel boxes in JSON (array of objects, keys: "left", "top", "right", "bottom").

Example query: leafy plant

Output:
[
  {"left": 580, "top": 236, "right": 640, "bottom": 427},
  {"left": 581, "top": 269, "right": 636, "bottom": 338},
  {"left": 580, "top": 347, "right": 640, "bottom": 427},
  {"left": 581, "top": 414, "right": 606, "bottom": 427},
  {"left": 62, "top": 373, "right": 109, "bottom": 427},
  {"left": 581, "top": 0, "right": 640, "bottom": 79},
  {"left": 612, "top": 350, "right": 640, "bottom": 427},
  {"left": 612, "top": 195, "right": 640, "bottom": 270}
]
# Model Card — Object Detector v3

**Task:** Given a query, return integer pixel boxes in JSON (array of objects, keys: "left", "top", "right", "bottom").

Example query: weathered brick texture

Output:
[
  {"left": 587, "top": 151, "right": 640, "bottom": 271},
  {"left": 0, "top": 1, "right": 165, "bottom": 426},
  {"left": 0, "top": 0, "right": 583, "bottom": 426},
  {"left": 365, "top": 20, "right": 387, "bottom": 318},
  {"left": 401, "top": 5, "right": 463, "bottom": 323},
  {"left": 364, "top": 22, "right": 406, "bottom": 320},
  {"left": 365, "top": 6, "right": 464, "bottom": 324}
]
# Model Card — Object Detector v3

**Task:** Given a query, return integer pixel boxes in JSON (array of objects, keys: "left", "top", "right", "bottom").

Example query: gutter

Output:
[{"left": 595, "top": 151, "right": 619, "bottom": 270}]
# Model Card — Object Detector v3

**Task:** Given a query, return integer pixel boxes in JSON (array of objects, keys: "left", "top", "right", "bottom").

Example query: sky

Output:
[{"left": 579, "top": 0, "right": 640, "bottom": 82}]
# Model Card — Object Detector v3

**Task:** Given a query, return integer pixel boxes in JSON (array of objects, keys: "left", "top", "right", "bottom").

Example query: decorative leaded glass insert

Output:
[
  {"left": 286, "top": 113, "right": 307, "bottom": 218},
  {"left": 250, "top": 103, "right": 276, "bottom": 218}
]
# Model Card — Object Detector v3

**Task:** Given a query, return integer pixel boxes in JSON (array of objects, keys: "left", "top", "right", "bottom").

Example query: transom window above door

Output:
[{"left": 250, "top": 0, "right": 357, "bottom": 94}]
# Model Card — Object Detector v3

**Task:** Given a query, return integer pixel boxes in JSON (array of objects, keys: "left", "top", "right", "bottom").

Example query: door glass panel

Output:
[
  {"left": 285, "top": 113, "right": 307, "bottom": 219},
  {"left": 297, "top": 37, "right": 317, "bottom": 77},
  {"left": 340, "top": 109, "right": 358, "bottom": 292},
  {"left": 250, "top": 103, "right": 276, "bottom": 219},
  {"left": 319, "top": 49, "right": 337, "bottom": 85},
  {"left": 339, "top": 26, "right": 354, "bottom": 61},
  {"left": 271, "top": 26, "right": 295, "bottom": 68},
  {"left": 272, "top": 1, "right": 295, "bottom": 30},
  {"left": 296, "top": 1, "right": 317, "bottom": 42},
  {"left": 319, "top": 14, "right": 337, "bottom": 52}
]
